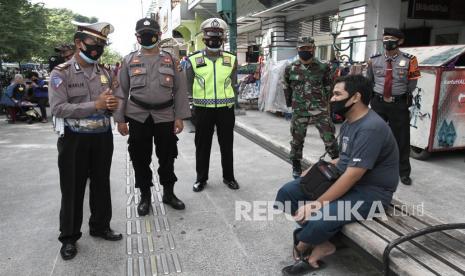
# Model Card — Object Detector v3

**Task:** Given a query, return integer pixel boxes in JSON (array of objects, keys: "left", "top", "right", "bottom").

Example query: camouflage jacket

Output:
[{"left": 283, "top": 58, "right": 332, "bottom": 116}]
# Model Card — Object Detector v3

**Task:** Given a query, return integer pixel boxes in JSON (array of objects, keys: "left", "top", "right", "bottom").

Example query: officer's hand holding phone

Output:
[{"left": 174, "top": 119, "right": 183, "bottom": 134}]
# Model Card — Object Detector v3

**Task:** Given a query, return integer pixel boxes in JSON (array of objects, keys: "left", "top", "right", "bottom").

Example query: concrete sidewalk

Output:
[
  {"left": 235, "top": 110, "right": 465, "bottom": 224},
  {"left": 0, "top": 117, "right": 380, "bottom": 275}
]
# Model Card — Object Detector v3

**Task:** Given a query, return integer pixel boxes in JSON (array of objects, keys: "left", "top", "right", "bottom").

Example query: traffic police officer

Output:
[
  {"left": 113, "top": 18, "right": 191, "bottom": 214},
  {"left": 367, "top": 28, "right": 420, "bottom": 185},
  {"left": 283, "top": 37, "right": 339, "bottom": 179},
  {"left": 186, "top": 18, "right": 240, "bottom": 192},
  {"left": 49, "top": 21, "right": 122, "bottom": 261}
]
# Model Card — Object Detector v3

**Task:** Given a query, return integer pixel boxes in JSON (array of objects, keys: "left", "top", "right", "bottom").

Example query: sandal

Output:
[
  {"left": 282, "top": 259, "right": 326, "bottom": 275},
  {"left": 292, "top": 228, "right": 313, "bottom": 260}
]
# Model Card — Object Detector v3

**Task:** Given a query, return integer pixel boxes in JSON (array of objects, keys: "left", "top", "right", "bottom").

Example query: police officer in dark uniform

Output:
[
  {"left": 186, "top": 18, "right": 240, "bottom": 192},
  {"left": 367, "top": 28, "right": 421, "bottom": 185},
  {"left": 49, "top": 21, "right": 122, "bottom": 260},
  {"left": 113, "top": 18, "right": 191, "bottom": 214},
  {"left": 49, "top": 44, "right": 76, "bottom": 71}
]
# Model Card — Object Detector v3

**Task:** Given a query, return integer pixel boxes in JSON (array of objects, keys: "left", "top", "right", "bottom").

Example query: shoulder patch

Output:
[
  {"left": 370, "top": 53, "right": 381, "bottom": 59},
  {"left": 402, "top": 52, "right": 415, "bottom": 59},
  {"left": 55, "top": 63, "right": 70, "bottom": 71}
]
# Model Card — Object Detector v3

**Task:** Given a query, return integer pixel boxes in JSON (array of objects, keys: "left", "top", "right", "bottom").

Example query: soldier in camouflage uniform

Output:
[{"left": 283, "top": 37, "right": 339, "bottom": 178}]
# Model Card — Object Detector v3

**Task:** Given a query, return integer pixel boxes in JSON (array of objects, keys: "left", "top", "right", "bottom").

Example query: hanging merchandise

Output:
[{"left": 258, "top": 59, "right": 289, "bottom": 112}]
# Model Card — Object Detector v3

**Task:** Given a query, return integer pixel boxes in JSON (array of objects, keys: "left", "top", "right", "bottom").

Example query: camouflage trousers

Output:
[{"left": 290, "top": 112, "right": 339, "bottom": 161}]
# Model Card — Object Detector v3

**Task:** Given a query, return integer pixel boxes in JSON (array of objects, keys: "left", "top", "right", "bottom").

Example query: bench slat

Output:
[
  {"left": 342, "top": 222, "right": 436, "bottom": 276},
  {"left": 386, "top": 208, "right": 465, "bottom": 259},
  {"left": 377, "top": 216, "right": 465, "bottom": 274},
  {"left": 360, "top": 220, "right": 463, "bottom": 276}
]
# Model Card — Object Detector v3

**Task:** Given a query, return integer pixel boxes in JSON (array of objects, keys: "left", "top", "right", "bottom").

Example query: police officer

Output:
[
  {"left": 186, "top": 18, "right": 240, "bottom": 192},
  {"left": 49, "top": 44, "right": 76, "bottom": 71},
  {"left": 49, "top": 21, "right": 122, "bottom": 260},
  {"left": 283, "top": 37, "right": 339, "bottom": 179},
  {"left": 113, "top": 18, "right": 190, "bottom": 214},
  {"left": 367, "top": 28, "right": 420, "bottom": 186}
]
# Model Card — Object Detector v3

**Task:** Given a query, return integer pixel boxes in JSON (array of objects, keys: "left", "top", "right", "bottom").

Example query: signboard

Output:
[
  {"left": 160, "top": 0, "right": 172, "bottom": 39},
  {"left": 408, "top": 0, "right": 465, "bottom": 21},
  {"left": 172, "top": 2, "right": 181, "bottom": 29},
  {"left": 433, "top": 70, "right": 465, "bottom": 149}
]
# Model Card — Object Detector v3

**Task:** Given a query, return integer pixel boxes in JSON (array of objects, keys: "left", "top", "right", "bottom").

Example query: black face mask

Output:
[
  {"left": 298, "top": 51, "right": 313, "bottom": 61},
  {"left": 138, "top": 32, "right": 158, "bottom": 47},
  {"left": 205, "top": 37, "right": 223, "bottom": 49},
  {"left": 383, "top": 40, "right": 399, "bottom": 51},
  {"left": 330, "top": 96, "right": 355, "bottom": 117},
  {"left": 81, "top": 41, "right": 104, "bottom": 61}
]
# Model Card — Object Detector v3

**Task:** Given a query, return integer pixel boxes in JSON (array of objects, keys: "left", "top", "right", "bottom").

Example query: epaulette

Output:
[
  {"left": 54, "top": 63, "right": 70, "bottom": 71},
  {"left": 370, "top": 53, "right": 381, "bottom": 59},
  {"left": 402, "top": 52, "right": 415, "bottom": 59},
  {"left": 188, "top": 50, "right": 201, "bottom": 57}
]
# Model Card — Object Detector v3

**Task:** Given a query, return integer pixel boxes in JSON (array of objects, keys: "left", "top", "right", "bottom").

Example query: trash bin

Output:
[{"left": 403, "top": 45, "right": 465, "bottom": 160}]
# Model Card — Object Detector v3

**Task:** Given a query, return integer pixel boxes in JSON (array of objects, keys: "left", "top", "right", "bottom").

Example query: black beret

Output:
[
  {"left": 136, "top": 18, "right": 160, "bottom": 33},
  {"left": 383, "top": 28, "right": 404, "bottom": 39}
]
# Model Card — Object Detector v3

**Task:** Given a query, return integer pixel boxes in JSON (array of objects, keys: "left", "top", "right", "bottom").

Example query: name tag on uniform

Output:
[
  {"left": 100, "top": 75, "right": 108, "bottom": 84},
  {"left": 68, "top": 82, "right": 84, "bottom": 88},
  {"left": 223, "top": 56, "right": 231, "bottom": 66},
  {"left": 196, "top": 57, "right": 206, "bottom": 68}
]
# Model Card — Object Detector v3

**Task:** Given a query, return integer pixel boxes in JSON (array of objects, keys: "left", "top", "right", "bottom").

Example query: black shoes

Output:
[
  {"left": 193, "top": 181, "right": 207, "bottom": 192},
  {"left": 162, "top": 193, "right": 185, "bottom": 210},
  {"left": 223, "top": 179, "right": 240, "bottom": 190},
  {"left": 137, "top": 196, "right": 151, "bottom": 216},
  {"left": 60, "top": 243, "right": 77, "bottom": 260},
  {"left": 292, "top": 160, "right": 302, "bottom": 179},
  {"left": 401, "top": 176, "right": 412, "bottom": 185},
  {"left": 89, "top": 228, "right": 123, "bottom": 241}
]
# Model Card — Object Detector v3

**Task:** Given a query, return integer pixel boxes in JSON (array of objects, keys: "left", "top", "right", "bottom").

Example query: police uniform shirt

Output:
[
  {"left": 185, "top": 51, "right": 238, "bottom": 96},
  {"left": 367, "top": 51, "right": 420, "bottom": 96},
  {"left": 113, "top": 50, "right": 191, "bottom": 123},
  {"left": 49, "top": 56, "right": 112, "bottom": 118}
]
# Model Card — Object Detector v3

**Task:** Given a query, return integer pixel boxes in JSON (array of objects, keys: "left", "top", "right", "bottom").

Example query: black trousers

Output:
[
  {"left": 57, "top": 128, "right": 113, "bottom": 244},
  {"left": 36, "top": 97, "right": 47, "bottom": 119},
  {"left": 371, "top": 97, "right": 411, "bottom": 177},
  {"left": 194, "top": 106, "right": 235, "bottom": 182},
  {"left": 128, "top": 116, "right": 178, "bottom": 195}
]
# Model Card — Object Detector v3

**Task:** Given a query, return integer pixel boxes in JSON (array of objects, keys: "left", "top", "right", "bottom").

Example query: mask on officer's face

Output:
[
  {"left": 80, "top": 41, "right": 104, "bottom": 62},
  {"left": 138, "top": 32, "right": 159, "bottom": 48},
  {"left": 205, "top": 37, "right": 223, "bottom": 50},
  {"left": 383, "top": 39, "right": 399, "bottom": 51},
  {"left": 330, "top": 94, "right": 355, "bottom": 117},
  {"left": 298, "top": 51, "right": 314, "bottom": 61}
]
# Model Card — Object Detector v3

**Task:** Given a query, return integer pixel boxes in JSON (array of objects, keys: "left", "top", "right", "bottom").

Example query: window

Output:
[
  {"left": 318, "top": 46, "right": 328, "bottom": 61},
  {"left": 435, "top": 33, "right": 459, "bottom": 45}
]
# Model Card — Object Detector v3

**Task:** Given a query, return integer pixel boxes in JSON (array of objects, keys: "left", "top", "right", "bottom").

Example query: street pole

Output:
[
  {"left": 229, "top": 0, "right": 237, "bottom": 55},
  {"left": 140, "top": 0, "right": 144, "bottom": 17}
]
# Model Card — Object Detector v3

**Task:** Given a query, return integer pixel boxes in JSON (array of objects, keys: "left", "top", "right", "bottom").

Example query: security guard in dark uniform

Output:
[
  {"left": 113, "top": 18, "right": 191, "bottom": 214},
  {"left": 49, "top": 21, "right": 122, "bottom": 261},
  {"left": 367, "top": 28, "right": 420, "bottom": 185},
  {"left": 186, "top": 18, "right": 240, "bottom": 192}
]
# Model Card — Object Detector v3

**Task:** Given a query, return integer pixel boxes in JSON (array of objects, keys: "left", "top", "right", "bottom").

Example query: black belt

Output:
[
  {"left": 130, "top": 96, "right": 173, "bottom": 110},
  {"left": 373, "top": 93, "right": 407, "bottom": 103}
]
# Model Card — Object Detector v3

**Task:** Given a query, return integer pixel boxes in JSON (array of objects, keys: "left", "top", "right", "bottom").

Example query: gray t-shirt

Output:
[{"left": 336, "top": 110, "right": 399, "bottom": 205}]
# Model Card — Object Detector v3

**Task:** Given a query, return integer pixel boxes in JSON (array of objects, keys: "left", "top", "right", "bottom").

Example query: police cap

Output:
[
  {"left": 383, "top": 28, "right": 404, "bottom": 40},
  {"left": 200, "top": 18, "right": 228, "bottom": 37},
  {"left": 72, "top": 20, "right": 114, "bottom": 43},
  {"left": 136, "top": 18, "right": 160, "bottom": 33},
  {"left": 297, "top": 36, "right": 315, "bottom": 48}
]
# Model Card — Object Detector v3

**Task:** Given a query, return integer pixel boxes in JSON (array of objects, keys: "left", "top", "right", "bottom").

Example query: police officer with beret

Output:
[
  {"left": 367, "top": 28, "right": 421, "bottom": 185},
  {"left": 186, "top": 18, "right": 240, "bottom": 192},
  {"left": 49, "top": 21, "right": 122, "bottom": 260},
  {"left": 113, "top": 18, "right": 191, "bottom": 214}
]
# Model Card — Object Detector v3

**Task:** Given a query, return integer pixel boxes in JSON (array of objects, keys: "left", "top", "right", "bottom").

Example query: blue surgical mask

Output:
[
  {"left": 79, "top": 51, "right": 97, "bottom": 64},
  {"left": 141, "top": 44, "right": 157, "bottom": 49}
]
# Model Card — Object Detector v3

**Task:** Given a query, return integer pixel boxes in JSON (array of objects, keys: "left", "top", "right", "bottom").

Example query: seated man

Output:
[{"left": 275, "top": 75, "right": 399, "bottom": 275}]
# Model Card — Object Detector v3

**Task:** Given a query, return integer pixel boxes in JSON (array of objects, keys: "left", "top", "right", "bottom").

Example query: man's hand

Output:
[
  {"left": 105, "top": 91, "right": 119, "bottom": 111},
  {"left": 174, "top": 119, "right": 183, "bottom": 134},
  {"left": 95, "top": 90, "right": 111, "bottom": 110},
  {"left": 117, "top": 122, "right": 129, "bottom": 136},
  {"left": 294, "top": 202, "right": 321, "bottom": 223}
]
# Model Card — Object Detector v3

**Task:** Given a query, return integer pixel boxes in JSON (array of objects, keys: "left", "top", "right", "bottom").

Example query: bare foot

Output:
[
  {"left": 294, "top": 242, "right": 313, "bottom": 261},
  {"left": 306, "top": 241, "right": 336, "bottom": 267}
]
